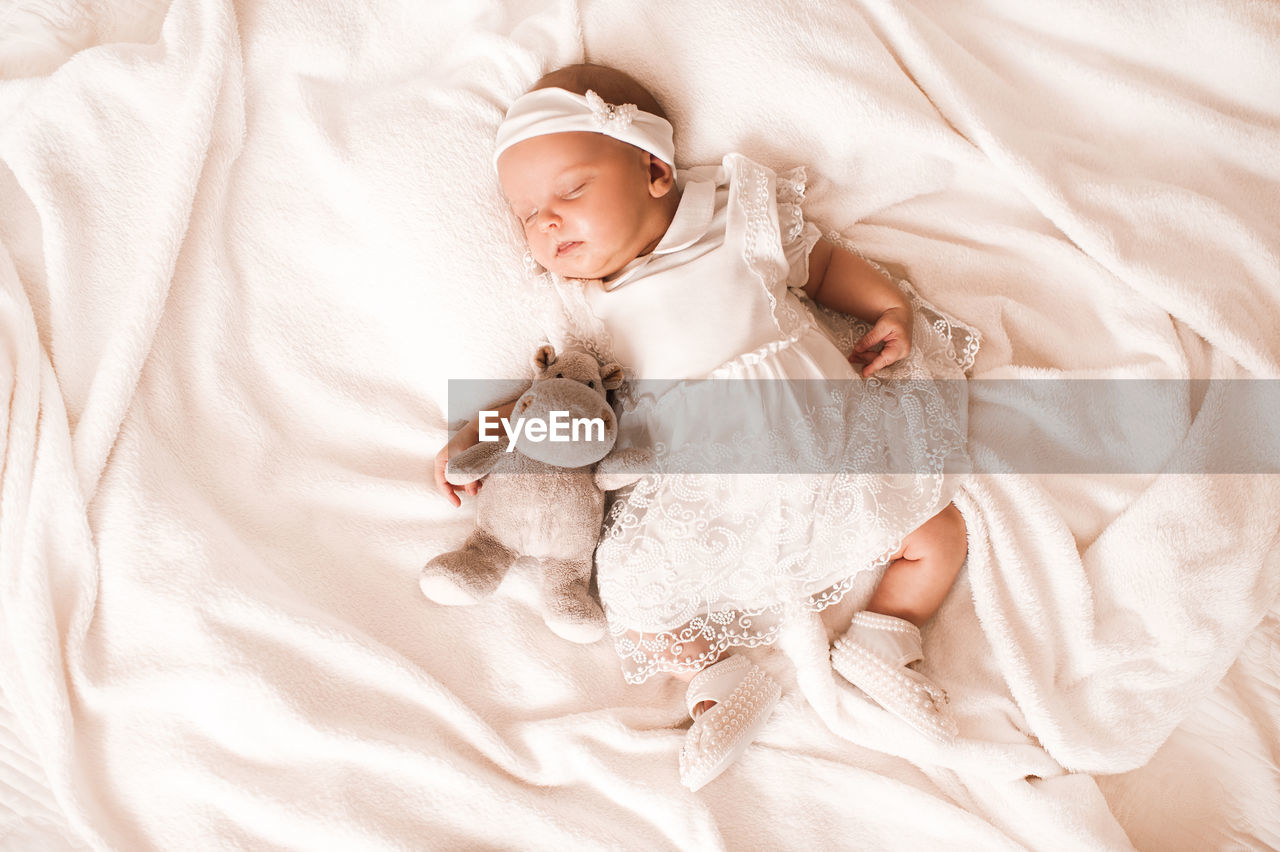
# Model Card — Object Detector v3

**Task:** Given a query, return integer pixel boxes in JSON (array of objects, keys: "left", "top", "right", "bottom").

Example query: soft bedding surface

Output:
[{"left": 2, "top": 0, "right": 1278, "bottom": 849}]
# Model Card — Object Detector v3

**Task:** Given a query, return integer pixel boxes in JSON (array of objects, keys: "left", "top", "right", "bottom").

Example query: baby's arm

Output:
[
  {"left": 433, "top": 396, "right": 519, "bottom": 507},
  {"left": 803, "top": 239, "right": 912, "bottom": 377}
]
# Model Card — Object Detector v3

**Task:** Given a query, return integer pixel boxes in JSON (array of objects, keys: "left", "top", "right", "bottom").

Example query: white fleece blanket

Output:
[{"left": 2, "top": 0, "right": 1279, "bottom": 849}]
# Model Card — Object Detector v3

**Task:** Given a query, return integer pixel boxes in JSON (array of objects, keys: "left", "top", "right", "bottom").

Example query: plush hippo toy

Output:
[{"left": 420, "top": 345, "right": 651, "bottom": 643}]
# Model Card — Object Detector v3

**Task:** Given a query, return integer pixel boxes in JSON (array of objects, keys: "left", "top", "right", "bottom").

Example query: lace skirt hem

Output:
[{"left": 607, "top": 559, "right": 880, "bottom": 685}]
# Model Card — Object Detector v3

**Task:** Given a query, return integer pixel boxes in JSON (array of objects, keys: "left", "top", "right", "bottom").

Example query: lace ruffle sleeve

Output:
[{"left": 776, "top": 166, "right": 823, "bottom": 293}]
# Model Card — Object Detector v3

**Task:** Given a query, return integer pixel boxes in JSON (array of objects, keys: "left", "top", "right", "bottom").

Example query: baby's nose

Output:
[{"left": 538, "top": 211, "right": 561, "bottom": 232}]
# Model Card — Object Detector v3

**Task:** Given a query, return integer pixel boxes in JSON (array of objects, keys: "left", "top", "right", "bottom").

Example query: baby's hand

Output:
[
  {"left": 850, "top": 306, "right": 912, "bottom": 377},
  {"left": 434, "top": 431, "right": 482, "bottom": 508}
]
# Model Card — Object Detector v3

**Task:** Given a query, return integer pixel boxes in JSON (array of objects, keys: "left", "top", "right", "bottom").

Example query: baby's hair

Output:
[{"left": 530, "top": 63, "right": 670, "bottom": 123}]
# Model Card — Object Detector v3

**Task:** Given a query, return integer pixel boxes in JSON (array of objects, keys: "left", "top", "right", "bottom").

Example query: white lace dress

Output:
[{"left": 549, "top": 153, "right": 979, "bottom": 684}]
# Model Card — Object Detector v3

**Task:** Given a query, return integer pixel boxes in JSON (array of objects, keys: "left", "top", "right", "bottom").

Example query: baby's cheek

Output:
[
  {"left": 530, "top": 246, "right": 556, "bottom": 270},
  {"left": 524, "top": 231, "right": 549, "bottom": 257},
  {"left": 574, "top": 207, "right": 603, "bottom": 236}
]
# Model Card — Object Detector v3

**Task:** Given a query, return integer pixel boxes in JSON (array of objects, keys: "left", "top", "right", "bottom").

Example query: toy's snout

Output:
[{"left": 511, "top": 378, "right": 617, "bottom": 467}]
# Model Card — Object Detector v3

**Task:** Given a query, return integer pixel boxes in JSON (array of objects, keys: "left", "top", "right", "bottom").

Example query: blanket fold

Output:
[{"left": 2, "top": 0, "right": 1278, "bottom": 848}]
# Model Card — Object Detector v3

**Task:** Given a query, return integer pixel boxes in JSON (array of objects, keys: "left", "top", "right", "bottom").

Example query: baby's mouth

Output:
[{"left": 556, "top": 240, "right": 582, "bottom": 257}]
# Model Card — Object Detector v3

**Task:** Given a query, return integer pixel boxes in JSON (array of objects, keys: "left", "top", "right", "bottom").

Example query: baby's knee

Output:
[
  {"left": 936, "top": 502, "right": 968, "bottom": 557},
  {"left": 910, "top": 502, "right": 967, "bottom": 562}
]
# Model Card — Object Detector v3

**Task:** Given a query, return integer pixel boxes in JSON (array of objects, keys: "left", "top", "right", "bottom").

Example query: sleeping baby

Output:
[{"left": 433, "top": 63, "right": 975, "bottom": 791}]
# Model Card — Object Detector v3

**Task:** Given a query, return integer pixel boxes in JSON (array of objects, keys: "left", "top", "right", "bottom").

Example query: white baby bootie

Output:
[
  {"left": 678, "top": 655, "right": 781, "bottom": 791},
  {"left": 831, "top": 611, "right": 958, "bottom": 742}
]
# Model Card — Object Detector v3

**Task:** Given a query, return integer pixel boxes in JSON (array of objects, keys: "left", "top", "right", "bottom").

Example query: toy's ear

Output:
[
  {"left": 534, "top": 345, "right": 557, "bottom": 372},
  {"left": 599, "top": 362, "right": 624, "bottom": 390}
]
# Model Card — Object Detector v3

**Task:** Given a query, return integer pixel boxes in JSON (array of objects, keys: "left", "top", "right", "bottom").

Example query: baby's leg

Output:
[
  {"left": 830, "top": 503, "right": 966, "bottom": 742},
  {"left": 622, "top": 628, "right": 722, "bottom": 711},
  {"left": 621, "top": 625, "right": 779, "bottom": 792},
  {"left": 866, "top": 502, "right": 968, "bottom": 626},
  {"left": 673, "top": 650, "right": 724, "bottom": 715}
]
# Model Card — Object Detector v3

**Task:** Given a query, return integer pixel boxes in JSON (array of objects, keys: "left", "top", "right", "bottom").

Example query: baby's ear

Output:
[
  {"left": 534, "top": 345, "right": 557, "bottom": 372},
  {"left": 647, "top": 155, "right": 676, "bottom": 198},
  {"left": 599, "top": 362, "right": 624, "bottom": 390}
]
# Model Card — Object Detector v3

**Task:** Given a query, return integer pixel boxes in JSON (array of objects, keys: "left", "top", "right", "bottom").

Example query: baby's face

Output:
[{"left": 497, "top": 131, "right": 672, "bottom": 280}]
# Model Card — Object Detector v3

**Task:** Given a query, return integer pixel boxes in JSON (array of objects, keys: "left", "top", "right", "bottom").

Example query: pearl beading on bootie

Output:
[
  {"left": 678, "top": 657, "right": 781, "bottom": 792},
  {"left": 831, "top": 614, "right": 959, "bottom": 743}
]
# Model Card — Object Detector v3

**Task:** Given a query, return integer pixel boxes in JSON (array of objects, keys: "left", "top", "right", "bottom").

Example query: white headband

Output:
[{"left": 493, "top": 87, "right": 676, "bottom": 174}]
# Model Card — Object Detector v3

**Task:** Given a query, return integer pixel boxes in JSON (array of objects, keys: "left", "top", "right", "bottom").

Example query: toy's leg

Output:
[
  {"left": 539, "top": 557, "right": 606, "bottom": 643},
  {"left": 420, "top": 528, "right": 516, "bottom": 605}
]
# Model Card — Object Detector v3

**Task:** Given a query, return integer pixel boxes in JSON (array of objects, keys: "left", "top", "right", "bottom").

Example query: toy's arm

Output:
[
  {"left": 446, "top": 438, "right": 506, "bottom": 486},
  {"left": 593, "top": 446, "right": 653, "bottom": 491}
]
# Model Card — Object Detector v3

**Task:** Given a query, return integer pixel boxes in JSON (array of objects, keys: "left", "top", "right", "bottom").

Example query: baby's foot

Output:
[
  {"left": 678, "top": 655, "right": 781, "bottom": 791},
  {"left": 831, "top": 611, "right": 957, "bottom": 742}
]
